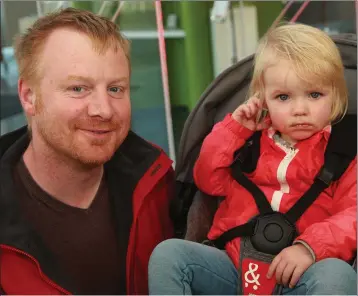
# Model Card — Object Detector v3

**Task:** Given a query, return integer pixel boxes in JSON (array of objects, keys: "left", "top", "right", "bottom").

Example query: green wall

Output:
[
  {"left": 254, "top": 1, "right": 285, "bottom": 37},
  {"left": 71, "top": 1, "right": 93, "bottom": 11},
  {"left": 163, "top": 1, "right": 214, "bottom": 111}
]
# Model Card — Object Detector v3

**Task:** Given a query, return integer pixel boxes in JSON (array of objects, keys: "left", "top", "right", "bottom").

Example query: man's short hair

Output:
[{"left": 14, "top": 7, "right": 131, "bottom": 85}]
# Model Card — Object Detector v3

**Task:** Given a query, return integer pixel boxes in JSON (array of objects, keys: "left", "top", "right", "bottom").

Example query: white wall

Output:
[{"left": 210, "top": 5, "right": 259, "bottom": 77}]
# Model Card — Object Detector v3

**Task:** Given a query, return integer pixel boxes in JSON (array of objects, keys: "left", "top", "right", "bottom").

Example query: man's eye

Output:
[
  {"left": 310, "top": 92, "right": 322, "bottom": 99},
  {"left": 109, "top": 87, "right": 121, "bottom": 93},
  {"left": 277, "top": 94, "right": 289, "bottom": 101},
  {"left": 71, "top": 86, "right": 84, "bottom": 92}
]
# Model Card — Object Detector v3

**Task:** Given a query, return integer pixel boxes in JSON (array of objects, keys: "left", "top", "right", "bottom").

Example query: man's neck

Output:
[{"left": 23, "top": 141, "right": 104, "bottom": 209}]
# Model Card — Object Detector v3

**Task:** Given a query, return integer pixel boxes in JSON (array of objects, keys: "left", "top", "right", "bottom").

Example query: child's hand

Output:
[
  {"left": 266, "top": 244, "right": 314, "bottom": 288},
  {"left": 232, "top": 96, "right": 270, "bottom": 131}
]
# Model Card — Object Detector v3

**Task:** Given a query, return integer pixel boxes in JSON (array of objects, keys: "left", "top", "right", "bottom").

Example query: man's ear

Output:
[{"left": 18, "top": 79, "right": 37, "bottom": 116}]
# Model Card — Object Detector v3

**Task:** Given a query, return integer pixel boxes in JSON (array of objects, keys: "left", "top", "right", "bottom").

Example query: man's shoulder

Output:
[
  {"left": 120, "top": 130, "right": 164, "bottom": 157},
  {"left": 0, "top": 126, "right": 28, "bottom": 159},
  {"left": 108, "top": 130, "right": 170, "bottom": 169}
]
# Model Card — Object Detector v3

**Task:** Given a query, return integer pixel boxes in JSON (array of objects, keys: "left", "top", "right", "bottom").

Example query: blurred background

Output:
[{"left": 1, "top": 1, "right": 357, "bottom": 162}]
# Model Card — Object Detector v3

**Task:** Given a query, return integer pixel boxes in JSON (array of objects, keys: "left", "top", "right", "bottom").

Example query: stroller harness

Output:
[{"left": 210, "top": 114, "right": 357, "bottom": 295}]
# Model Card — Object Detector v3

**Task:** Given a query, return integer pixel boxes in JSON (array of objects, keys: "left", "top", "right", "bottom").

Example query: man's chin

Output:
[
  {"left": 75, "top": 154, "right": 113, "bottom": 168},
  {"left": 71, "top": 145, "right": 117, "bottom": 167}
]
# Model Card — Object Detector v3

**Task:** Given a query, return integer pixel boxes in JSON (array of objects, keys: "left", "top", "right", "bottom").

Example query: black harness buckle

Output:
[{"left": 250, "top": 212, "right": 297, "bottom": 255}]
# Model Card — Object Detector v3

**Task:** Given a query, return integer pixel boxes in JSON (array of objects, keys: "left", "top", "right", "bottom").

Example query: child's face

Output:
[{"left": 263, "top": 59, "right": 333, "bottom": 144}]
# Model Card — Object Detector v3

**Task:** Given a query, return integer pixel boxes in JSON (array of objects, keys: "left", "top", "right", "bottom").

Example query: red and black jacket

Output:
[{"left": 0, "top": 127, "right": 175, "bottom": 295}]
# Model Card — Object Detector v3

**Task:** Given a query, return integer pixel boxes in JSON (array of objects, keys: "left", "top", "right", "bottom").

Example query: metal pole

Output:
[
  {"left": 97, "top": 0, "right": 109, "bottom": 16},
  {"left": 290, "top": 0, "right": 311, "bottom": 23},
  {"left": 155, "top": 0, "right": 176, "bottom": 163},
  {"left": 36, "top": 1, "right": 43, "bottom": 17},
  {"left": 238, "top": 0, "right": 246, "bottom": 59},
  {"left": 271, "top": 0, "right": 295, "bottom": 29},
  {"left": 229, "top": 3, "right": 238, "bottom": 64},
  {"left": 111, "top": 1, "right": 125, "bottom": 23}
]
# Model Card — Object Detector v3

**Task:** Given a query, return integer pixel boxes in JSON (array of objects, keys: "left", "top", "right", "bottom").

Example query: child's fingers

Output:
[
  {"left": 289, "top": 267, "right": 305, "bottom": 288},
  {"left": 243, "top": 105, "right": 252, "bottom": 118},
  {"left": 247, "top": 103, "right": 260, "bottom": 119},
  {"left": 248, "top": 98, "right": 262, "bottom": 116},
  {"left": 267, "top": 255, "right": 281, "bottom": 279},
  {"left": 246, "top": 104, "right": 254, "bottom": 118},
  {"left": 275, "top": 261, "right": 288, "bottom": 284},
  {"left": 248, "top": 96, "right": 263, "bottom": 109},
  {"left": 234, "top": 105, "right": 245, "bottom": 115},
  {"left": 281, "top": 263, "right": 295, "bottom": 287},
  {"left": 252, "top": 97, "right": 263, "bottom": 109}
]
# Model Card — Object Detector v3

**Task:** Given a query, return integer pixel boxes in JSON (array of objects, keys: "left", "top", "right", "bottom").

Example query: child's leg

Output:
[
  {"left": 148, "top": 239, "right": 238, "bottom": 295},
  {"left": 283, "top": 258, "right": 357, "bottom": 295}
]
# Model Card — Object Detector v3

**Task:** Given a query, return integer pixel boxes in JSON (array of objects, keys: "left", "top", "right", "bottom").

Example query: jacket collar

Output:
[{"left": 265, "top": 125, "right": 332, "bottom": 149}]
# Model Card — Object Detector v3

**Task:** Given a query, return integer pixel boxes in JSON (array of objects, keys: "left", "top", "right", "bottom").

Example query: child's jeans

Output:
[{"left": 149, "top": 239, "right": 357, "bottom": 295}]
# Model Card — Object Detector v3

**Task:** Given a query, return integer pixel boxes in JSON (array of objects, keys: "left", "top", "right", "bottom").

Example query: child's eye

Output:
[
  {"left": 277, "top": 94, "right": 289, "bottom": 101},
  {"left": 310, "top": 92, "right": 322, "bottom": 99}
]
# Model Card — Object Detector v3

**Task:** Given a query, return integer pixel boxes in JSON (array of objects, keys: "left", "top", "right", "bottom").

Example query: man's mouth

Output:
[
  {"left": 87, "top": 130, "right": 111, "bottom": 134},
  {"left": 80, "top": 129, "right": 113, "bottom": 135}
]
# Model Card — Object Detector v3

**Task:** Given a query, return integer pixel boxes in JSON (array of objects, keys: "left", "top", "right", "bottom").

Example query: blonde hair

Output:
[
  {"left": 249, "top": 23, "right": 348, "bottom": 122},
  {"left": 14, "top": 7, "right": 131, "bottom": 86}
]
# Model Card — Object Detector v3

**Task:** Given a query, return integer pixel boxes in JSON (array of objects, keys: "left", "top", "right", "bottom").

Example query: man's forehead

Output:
[
  {"left": 39, "top": 31, "right": 128, "bottom": 75},
  {"left": 41, "top": 28, "right": 125, "bottom": 59}
]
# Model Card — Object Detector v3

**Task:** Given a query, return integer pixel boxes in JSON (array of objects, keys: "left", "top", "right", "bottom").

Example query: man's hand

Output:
[
  {"left": 232, "top": 96, "right": 270, "bottom": 131},
  {"left": 266, "top": 244, "right": 314, "bottom": 288}
]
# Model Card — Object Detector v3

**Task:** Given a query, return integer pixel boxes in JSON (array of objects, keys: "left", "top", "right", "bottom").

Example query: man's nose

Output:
[{"left": 87, "top": 89, "right": 114, "bottom": 120}]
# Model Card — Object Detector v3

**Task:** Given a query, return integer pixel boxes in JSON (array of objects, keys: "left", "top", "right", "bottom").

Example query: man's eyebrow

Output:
[
  {"left": 66, "top": 75, "right": 95, "bottom": 84},
  {"left": 109, "top": 77, "right": 129, "bottom": 84},
  {"left": 65, "top": 75, "right": 129, "bottom": 85}
]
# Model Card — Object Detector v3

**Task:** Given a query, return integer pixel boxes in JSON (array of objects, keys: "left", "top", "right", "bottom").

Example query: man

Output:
[{"left": 0, "top": 8, "right": 174, "bottom": 295}]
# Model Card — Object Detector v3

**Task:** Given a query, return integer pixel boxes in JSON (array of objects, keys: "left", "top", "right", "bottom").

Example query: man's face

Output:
[{"left": 30, "top": 28, "right": 131, "bottom": 167}]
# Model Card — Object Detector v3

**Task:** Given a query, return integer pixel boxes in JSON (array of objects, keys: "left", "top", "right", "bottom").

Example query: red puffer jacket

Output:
[
  {"left": 194, "top": 114, "right": 357, "bottom": 268},
  {"left": 0, "top": 128, "right": 174, "bottom": 295}
]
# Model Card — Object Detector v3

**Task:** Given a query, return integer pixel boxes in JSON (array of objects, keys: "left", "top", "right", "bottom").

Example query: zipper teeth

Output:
[
  {"left": 278, "top": 149, "right": 296, "bottom": 190},
  {"left": 1, "top": 245, "right": 71, "bottom": 295}
]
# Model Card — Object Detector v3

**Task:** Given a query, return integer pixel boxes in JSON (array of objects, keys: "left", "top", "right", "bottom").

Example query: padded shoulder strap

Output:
[
  {"left": 231, "top": 131, "right": 274, "bottom": 215},
  {"left": 324, "top": 114, "right": 357, "bottom": 181},
  {"left": 233, "top": 131, "right": 262, "bottom": 173}
]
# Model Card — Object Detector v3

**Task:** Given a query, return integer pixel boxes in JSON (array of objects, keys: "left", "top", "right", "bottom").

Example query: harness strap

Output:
[
  {"left": 230, "top": 161, "right": 273, "bottom": 215},
  {"left": 285, "top": 156, "right": 339, "bottom": 223},
  {"left": 213, "top": 220, "right": 256, "bottom": 250}
]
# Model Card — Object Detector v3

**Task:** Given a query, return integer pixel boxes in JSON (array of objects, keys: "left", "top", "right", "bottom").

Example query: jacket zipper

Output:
[
  {"left": 278, "top": 148, "right": 297, "bottom": 187},
  {"left": 128, "top": 160, "right": 171, "bottom": 294},
  {"left": 271, "top": 145, "right": 298, "bottom": 211},
  {"left": 1, "top": 245, "right": 71, "bottom": 295}
]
